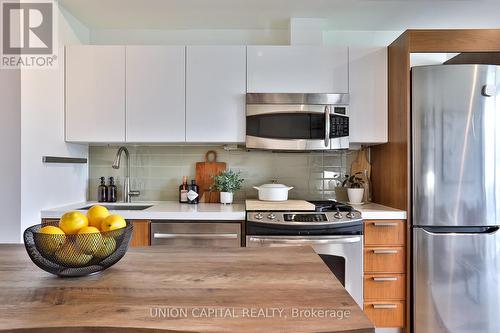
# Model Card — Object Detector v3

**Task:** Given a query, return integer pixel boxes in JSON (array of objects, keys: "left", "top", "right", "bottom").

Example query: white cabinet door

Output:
[
  {"left": 247, "top": 46, "right": 348, "bottom": 93},
  {"left": 65, "top": 46, "right": 125, "bottom": 143},
  {"left": 126, "top": 46, "right": 185, "bottom": 142},
  {"left": 186, "top": 46, "right": 246, "bottom": 143},
  {"left": 348, "top": 47, "right": 388, "bottom": 144}
]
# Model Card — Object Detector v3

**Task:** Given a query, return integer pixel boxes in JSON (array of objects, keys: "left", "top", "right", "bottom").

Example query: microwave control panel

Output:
[{"left": 331, "top": 114, "right": 349, "bottom": 138}]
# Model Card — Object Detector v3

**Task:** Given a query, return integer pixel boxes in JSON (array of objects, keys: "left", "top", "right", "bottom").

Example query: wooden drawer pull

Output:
[
  {"left": 372, "top": 222, "right": 399, "bottom": 227},
  {"left": 372, "top": 249, "right": 399, "bottom": 254},
  {"left": 372, "top": 277, "right": 398, "bottom": 282},
  {"left": 372, "top": 304, "right": 398, "bottom": 309}
]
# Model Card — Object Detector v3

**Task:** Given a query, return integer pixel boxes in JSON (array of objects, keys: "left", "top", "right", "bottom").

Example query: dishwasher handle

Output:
[
  {"left": 154, "top": 233, "right": 239, "bottom": 240},
  {"left": 247, "top": 236, "right": 362, "bottom": 246}
]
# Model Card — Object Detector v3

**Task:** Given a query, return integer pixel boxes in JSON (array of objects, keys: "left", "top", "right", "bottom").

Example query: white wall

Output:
[
  {"left": 323, "top": 30, "right": 401, "bottom": 47},
  {"left": 89, "top": 28, "right": 401, "bottom": 47},
  {"left": 0, "top": 69, "right": 21, "bottom": 243},
  {"left": 90, "top": 29, "right": 289, "bottom": 45},
  {"left": 19, "top": 5, "right": 90, "bottom": 240}
]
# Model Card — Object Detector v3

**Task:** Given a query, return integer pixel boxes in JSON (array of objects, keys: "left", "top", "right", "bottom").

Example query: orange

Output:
[
  {"left": 101, "top": 214, "right": 126, "bottom": 232},
  {"left": 76, "top": 226, "right": 104, "bottom": 255},
  {"left": 59, "top": 211, "right": 88, "bottom": 234},
  {"left": 87, "top": 205, "right": 110, "bottom": 230}
]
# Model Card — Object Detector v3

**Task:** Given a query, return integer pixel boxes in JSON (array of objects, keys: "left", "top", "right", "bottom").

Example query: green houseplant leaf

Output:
[{"left": 212, "top": 170, "right": 244, "bottom": 193}]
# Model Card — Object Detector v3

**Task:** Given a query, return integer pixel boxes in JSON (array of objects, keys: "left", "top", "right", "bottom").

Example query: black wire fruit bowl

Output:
[{"left": 23, "top": 221, "right": 133, "bottom": 277}]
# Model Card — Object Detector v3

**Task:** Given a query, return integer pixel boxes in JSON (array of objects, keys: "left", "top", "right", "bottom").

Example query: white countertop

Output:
[
  {"left": 41, "top": 201, "right": 405, "bottom": 221},
  {"left": 41, "top": 201, "right": 246, "bottom": 221},
  {"left": 353, "top": 202, "right": 407, "bottom": 220}
]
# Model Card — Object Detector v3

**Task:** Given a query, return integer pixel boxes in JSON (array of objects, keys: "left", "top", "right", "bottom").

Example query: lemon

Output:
[
  {"left": 37, "top": 226, "right": 66, "bottom": 254},
  {"left": 54, "top": 242, "right": 92, "bottom": 267},
  {"left": 94, "top": 236, "right": 116, "bottom": 259},
  {"left": 76, "top": 226, "right": 104, "bottom": 255},
  {"left": 87, "top": 205, "right": 110, "bottom": 230},
  {"left": 59, "top": 211, "right": 88, "bottom": 235},
  {"left": 101, "top": 214, "right": 126, "bottom": 232}
]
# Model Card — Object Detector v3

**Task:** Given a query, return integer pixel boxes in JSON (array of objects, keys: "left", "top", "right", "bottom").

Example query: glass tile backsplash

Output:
[{"left": 88, "top": 146, "right": 358, "bottom": 202}]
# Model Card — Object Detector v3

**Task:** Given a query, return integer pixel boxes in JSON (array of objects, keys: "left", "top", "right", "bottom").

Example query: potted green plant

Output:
[
  {"left": 212, "top": 170, "right": 244, "bottom": 204},
  {"left": 333, "top": 174, "right": 349, "bottom": 202},
  {"left": 343, "top": 172, "right": 365, "bottom": 204}
]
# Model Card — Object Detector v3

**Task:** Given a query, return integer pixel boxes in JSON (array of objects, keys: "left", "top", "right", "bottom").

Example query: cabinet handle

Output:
[
  {"left": 153, "top": 233, "right": 238, "bottom": 239},
  {"left": 373, "top": 304, "right": 398, "bottom": 309},
  {"left": 372, "top": 222, "right": 398, "bottom": 227},
  {"left": 372, "top": 249, "right": 398, "bottom": 254},
  {"left": 372, "top": 277, "right": 398, "bottom": 282}
]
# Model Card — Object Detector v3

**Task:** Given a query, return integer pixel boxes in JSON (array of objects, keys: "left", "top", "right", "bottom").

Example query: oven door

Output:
[
  {"left": 246, "top": 104, "right": 349, "bottom": 150},
  {"left": 246, "top": 235, "right": 363, "bottom": 307}
]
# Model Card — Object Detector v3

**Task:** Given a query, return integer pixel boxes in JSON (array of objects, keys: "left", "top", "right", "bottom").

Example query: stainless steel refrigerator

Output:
[{"left": 412, "top": 64, "right": 500, "bottom": 333}]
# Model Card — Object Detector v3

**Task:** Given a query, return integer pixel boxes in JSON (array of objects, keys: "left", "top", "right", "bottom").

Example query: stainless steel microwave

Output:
[{"left": 245, "top": 93, "right": 349, "bottom": 151}]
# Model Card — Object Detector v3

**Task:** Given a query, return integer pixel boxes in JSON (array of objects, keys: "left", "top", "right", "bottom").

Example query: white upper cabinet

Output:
[
  {"left": 348, "top": 47, "right": 388, "bottom": 144},
  {"left": 247, "top": 46, "right": 348, "bottom": 93},
  {"left": 186, "top": 46, "right": 246, "bottom": 143},
  {"left": 126, "top": 46, "right": 185, "bottom": 142},
  {"left": 66, "top": 46, "right": 125, "bottom": 143}
]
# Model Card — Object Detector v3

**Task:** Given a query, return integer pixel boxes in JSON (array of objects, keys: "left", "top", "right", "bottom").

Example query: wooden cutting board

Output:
[
  {"left": 196, "top": 150, "right": 226, "bottom": 203},
  {"left": 246, "top": 200, "right": 316, "bottom": 211},
  {"left": 350, "top": 147, "right": 371, "bottom": 202}
]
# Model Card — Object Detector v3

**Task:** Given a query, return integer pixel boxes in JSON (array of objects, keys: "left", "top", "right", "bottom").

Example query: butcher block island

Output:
[{"left": 0, "top": 245, "right": 373, "bottom": 333}]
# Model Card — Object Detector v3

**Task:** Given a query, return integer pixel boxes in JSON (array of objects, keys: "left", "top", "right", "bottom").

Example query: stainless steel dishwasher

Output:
[{"left": 151, "top": 222, "right": 242, "bottom": 247}]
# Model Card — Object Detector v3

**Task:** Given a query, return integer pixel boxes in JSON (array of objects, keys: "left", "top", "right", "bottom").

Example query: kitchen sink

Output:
[{"left": 78, "top": 204, "right": 153, "bottom": 211}]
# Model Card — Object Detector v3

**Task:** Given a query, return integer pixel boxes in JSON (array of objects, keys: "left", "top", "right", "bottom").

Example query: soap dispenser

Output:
[
  {"left": 98, "top": 177, "right": 108, "bottom": 202},
  {"left": 107, "top": 177, "right": 117, "bottom": 203}
]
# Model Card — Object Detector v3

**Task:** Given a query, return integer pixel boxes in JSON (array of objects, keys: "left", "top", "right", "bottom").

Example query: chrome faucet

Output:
[{"left": 112, "top": 146, "right": 140, "bottom": 203}]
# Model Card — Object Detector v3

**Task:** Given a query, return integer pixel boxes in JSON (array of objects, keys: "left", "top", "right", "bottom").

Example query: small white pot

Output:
[
  {"left": 253, "top": 183, "right": 294, "bottom": 201},
  {"left": 220, "top": 192, "right": 233, "bottom": 204},
  {"left": 347, "top": 188, "right": 364, "bottom": 204}
]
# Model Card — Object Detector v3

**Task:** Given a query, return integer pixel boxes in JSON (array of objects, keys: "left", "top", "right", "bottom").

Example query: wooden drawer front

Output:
[
  {"left": 364, "top": 301, "right": 405, "bottom": 328},
  {"left": 364, "top": 274, "right": 405, "bottom": 300},
  {"left": 364, "top": 247, "right": 405, "bottom": 273},
  {"left": 130, "top": 220, "right": 151, "bottom": 247},
  {"left": 41, "top": 219, "right": 59, "bottom": 226},
  {"left": 364, "top": 220, "right": 405, "bottom": 246}
]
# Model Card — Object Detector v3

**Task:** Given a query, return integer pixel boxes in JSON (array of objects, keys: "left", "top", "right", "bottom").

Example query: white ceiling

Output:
[{"left": 58, "top": 0, "right": 500, "bottom": 31}]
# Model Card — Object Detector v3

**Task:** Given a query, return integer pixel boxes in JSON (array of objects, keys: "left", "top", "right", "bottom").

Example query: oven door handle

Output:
[
  {"left": 324, "top": 105, "right": 331, "bottom": 147},
  {"left": 247, "top": 236, "right": 362, "bottom": 246}
]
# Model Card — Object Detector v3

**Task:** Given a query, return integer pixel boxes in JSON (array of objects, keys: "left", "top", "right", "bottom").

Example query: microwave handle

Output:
[{"left": 324, "top": 105, "right": 330, "bottom": 147}]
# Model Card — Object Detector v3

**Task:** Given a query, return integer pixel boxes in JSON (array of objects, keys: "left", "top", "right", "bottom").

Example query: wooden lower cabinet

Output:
[
  {"left": 364, "top": 301, "right": 405, "bottom": 328},
  {"left": 364, "top": 274, "right": 405, "bottom": 299},
  {"left": 364, "top": 246, "right": 405, "bottom": 273},
  {"left": 363, "top": 219, "right": 407, "bottom": 330},
  {"left": 129, "top": 220, "right": 151, "bottom": 247}
]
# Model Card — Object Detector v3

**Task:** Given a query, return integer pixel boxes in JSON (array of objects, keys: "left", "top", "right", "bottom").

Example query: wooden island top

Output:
[{"left": 0, "top": 244, "right": 373, "bottom": 333}]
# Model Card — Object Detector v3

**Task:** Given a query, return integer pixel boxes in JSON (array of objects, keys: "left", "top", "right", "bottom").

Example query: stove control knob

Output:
[
  {"left": 334, "top": 208, "right": 343, "bottom": 219},
  {"left": 255, "top": 213, "right": 264, "bottom": 220},
  {"left": 267, "top": 213, "right": 276, "bottom": 220},
  {"left": 346, "top": 211, "right": 356, "bottom": 219}
]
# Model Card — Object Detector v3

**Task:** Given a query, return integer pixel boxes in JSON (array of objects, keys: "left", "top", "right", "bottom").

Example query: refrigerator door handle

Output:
[
  {"left": 421, "top": 226, "right": 499, "bottom": 235},
  {"left": 481, "top": 84, "right": 496, "bottom": 97}
]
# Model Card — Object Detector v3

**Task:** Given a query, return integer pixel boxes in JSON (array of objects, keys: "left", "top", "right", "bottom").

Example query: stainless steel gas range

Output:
[{"left": 245, "top": 200, "right": 363, "bottom": 307}]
